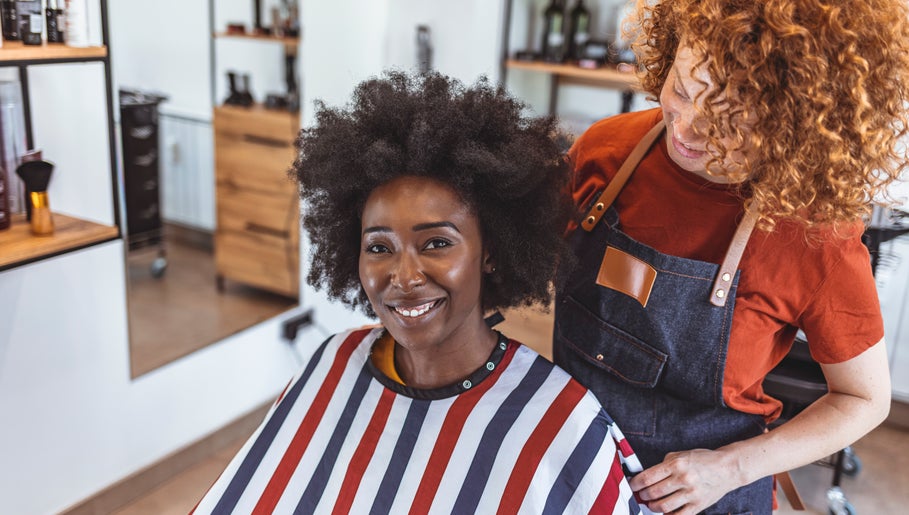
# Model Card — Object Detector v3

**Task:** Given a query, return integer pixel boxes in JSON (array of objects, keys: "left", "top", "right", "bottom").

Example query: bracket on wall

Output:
[{"left": 281, "top": 309, "right": 314, "bottom": 342}]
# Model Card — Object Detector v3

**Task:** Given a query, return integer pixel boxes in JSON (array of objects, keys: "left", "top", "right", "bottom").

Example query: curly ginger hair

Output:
[{"left": 630, "top": 0, "right": 909, "bottom": 228}]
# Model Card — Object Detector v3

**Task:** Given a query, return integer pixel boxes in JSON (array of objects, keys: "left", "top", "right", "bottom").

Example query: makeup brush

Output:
[{"left": 15, "top": 159, "right": 55, "bottom": 235}]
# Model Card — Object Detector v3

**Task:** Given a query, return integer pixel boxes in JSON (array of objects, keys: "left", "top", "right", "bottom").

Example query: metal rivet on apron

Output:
[
  {"left": 715, "top": 289, "right": 726, "bottom": 299},
  {"left": 596, "top": 354, "right": 604, "bottom": 361},
  {"left": 462, "top": 380, "right": 472, "bottom": 389},
  {"left": 499, "top": 341, "right": 507, "bottom": 350},
  {"left": 486, "top": 362, "right": 495, "bottom": 371},
  {"left": 586, "top": 215, "right": 596, "bottom": 225},
  {"left": 595, "top": 202, "right": 605, "bottom": 212},
  {"left": 722, "top": 272, "right": 731, "bottom": 282}
]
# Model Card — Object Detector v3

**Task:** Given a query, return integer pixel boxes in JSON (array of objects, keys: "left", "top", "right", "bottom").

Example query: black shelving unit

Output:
[{"left": 0, "top": 0, "right": 122, "bottom": 272}]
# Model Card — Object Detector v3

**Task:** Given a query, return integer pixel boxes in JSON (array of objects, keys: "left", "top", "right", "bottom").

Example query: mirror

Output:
[{"left": 110, "top": 0, "right": 300, "bottom": 377}]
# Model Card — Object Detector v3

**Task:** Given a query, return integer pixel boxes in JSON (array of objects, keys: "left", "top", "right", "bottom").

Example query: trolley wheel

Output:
[
  {"left": 841, "top": 448, "right": 862, "bottom": 477},
  {"left": 826, "top": 486, "right": 855, "bottom": 515},
  {"left": 150, "top": 257, "right": 167, "bottom": 278},
  {"left": 828, "top": 502, "right": 856, "bottom": 515}
]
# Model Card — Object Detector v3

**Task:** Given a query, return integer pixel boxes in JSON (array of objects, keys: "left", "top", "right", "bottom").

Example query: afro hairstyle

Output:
[{"left": 291, "top": 71, "right": 573, "bottom": 316}]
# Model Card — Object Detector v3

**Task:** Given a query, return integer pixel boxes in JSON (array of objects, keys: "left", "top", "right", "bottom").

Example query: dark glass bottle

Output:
[
  {"left": 46, "top": 0, "right": 64, "bottom": 43},
  {"left": 567, "top": 0, "right": 591, "bottom": 61},
  {"left": 0, "top": 167, "right": 9, "bottom": 231},
  {"left": 1, "top": 0, "right": 19, "bottom": 40},
  {"left": 541, "top": 0, "right": 566, "bottom": 63}
]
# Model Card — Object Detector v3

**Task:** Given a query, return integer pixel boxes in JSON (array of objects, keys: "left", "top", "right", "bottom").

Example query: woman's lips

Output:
[{"left": 671, "top": 133, "right": 705, "bottom": 159}]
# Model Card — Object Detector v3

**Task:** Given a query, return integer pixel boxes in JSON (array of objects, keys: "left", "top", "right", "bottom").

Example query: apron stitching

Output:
[{"left": 715, "top": 287, "right": 733, "bottom": 406}]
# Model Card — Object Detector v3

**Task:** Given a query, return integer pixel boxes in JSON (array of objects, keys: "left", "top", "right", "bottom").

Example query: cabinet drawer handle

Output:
[
  {"left": 242, "top": 134, "right": 289, "bottom": 148},
  {"left": 245, "top": 222, "right": 289, "bottom": 239}
]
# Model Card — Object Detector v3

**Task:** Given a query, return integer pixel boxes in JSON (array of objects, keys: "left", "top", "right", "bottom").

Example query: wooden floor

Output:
[{"left": 126, "top": 235, "right": 297, "bottom": 376}]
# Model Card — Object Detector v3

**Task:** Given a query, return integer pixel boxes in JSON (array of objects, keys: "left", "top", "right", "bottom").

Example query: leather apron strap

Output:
[
  {"left": 580, "top": 120, "right": 666, "bottom": 232},
  {"left": 579, "top": 119, "right": 759, "bottom": 307}
]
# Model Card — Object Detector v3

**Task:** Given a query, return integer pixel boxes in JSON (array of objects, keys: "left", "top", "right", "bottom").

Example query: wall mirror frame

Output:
[{"left": 111, "top": 0, "right": 302, "bottom": 377}]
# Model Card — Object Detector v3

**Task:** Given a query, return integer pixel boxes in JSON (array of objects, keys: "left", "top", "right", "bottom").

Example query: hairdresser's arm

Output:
[{"left": 629, "top": 339, "right": 891, "bottom": 515}]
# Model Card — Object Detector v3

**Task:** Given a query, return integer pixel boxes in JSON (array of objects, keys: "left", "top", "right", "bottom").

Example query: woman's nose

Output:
[
  {"left": 390, "top": 252, "right": 425, "bottom": 292},
  {"left": 671, "top": 107, "right": 708, "bottom": 142}
]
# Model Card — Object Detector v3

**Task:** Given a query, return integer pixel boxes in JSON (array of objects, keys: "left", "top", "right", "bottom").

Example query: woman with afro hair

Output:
[
  {"left": 194, "top": 71, "right": 656, "bottom": 515},
  {"left": 554, "top": 0, "right": 909, "bottom": 513}
]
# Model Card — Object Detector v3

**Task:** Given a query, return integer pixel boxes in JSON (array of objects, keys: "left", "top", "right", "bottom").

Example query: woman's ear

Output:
[{"left": 483, "top": 252, "right": 496, "bottom": 274}]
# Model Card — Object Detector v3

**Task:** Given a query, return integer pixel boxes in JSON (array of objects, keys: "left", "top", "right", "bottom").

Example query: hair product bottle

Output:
[
  {"left": 64, "top": 0, "right": 89, "bottom": 47},
  {"left": 541, "top": 0, "right": 566, "bottom": 63},
  {"left": 46, "top": 0, "right": 64, "bottom": 43},
  {"left": 416, "top": 25, "right": 432, "bottom": 74},
  {"left": 567, "top": 0, "right": 591, "bottom": 61},
  {"left": 0, "top": 166, "right": 9, "bottom": 230},
  {"left": 1, "top": 0, "right": 20, "bottom": 41},
  {"left": 0, "top": 80, "right": 27, "bottom": 220}
]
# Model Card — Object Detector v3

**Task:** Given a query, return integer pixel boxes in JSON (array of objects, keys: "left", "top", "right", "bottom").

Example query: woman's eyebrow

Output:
[
  {"left": 412, "top": 221, "right": 460, "bottom": 233},
  {"left": 362, "top": 226, "right": 391, "bottom": 235}
]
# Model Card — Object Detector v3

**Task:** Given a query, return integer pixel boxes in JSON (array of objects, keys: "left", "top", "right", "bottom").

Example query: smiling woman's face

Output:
[{"left": 358, "top": 175, "right": 491, "bottom": 355}]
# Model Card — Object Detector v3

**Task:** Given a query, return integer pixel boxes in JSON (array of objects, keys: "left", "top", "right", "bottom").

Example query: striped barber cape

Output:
[{"left": 195, "top": 327, "right": 656, "bottom": 515}]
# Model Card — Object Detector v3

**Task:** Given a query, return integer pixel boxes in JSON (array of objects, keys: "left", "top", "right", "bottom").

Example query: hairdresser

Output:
[{"left": 553, "top": 0, "right": 909, "bottom": 513}]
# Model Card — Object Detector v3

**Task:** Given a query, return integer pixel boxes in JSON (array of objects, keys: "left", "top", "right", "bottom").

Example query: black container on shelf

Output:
[
  {"left": 15, "top": 0, "right": 42, "bottom": 45},
  {"left": 566, "top": 0, "right": 591, "bottom": 61},
  {"left": 541, "top": 0, "right": 566, "bottom": 63},
  {"left": 119, "top": 89, "right": 168, "bottom": 255},
  {"left": 45, "top": 0, "right": 64, "bottom": 43},
  {"left": 1, "top": 0, "right": 19, "bottom": 40}
]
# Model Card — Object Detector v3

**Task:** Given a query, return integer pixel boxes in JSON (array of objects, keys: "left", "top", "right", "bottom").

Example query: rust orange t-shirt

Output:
[{"left": 567, "top": 108, "right": 884, "bottom": 421}]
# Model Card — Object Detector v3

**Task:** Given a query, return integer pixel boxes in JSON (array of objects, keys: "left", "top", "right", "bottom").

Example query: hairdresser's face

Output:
[
  {"left": 660, "top": 44, "right": 749, "bottom": 183},
  {"left": 359, "top": 176, "right": 490, "bottom": 355}
]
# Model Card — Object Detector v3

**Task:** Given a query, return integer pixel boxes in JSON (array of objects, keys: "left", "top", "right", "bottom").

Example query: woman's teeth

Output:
[{"left": 395, "top": 301, "right": 436, "bottom": 317}]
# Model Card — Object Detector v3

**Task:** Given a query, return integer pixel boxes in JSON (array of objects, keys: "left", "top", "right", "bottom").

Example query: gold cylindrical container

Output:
[{"left": 29, "top": 191, "right": 54, "bottom": 235}]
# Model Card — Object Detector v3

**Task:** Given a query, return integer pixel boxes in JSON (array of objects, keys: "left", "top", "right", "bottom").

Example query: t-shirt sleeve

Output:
[
  {"left": 568, "top": 130, "right": 606, "bottom": 212},
  {"left": 798, "top": 228, "right": 884, "bottom": 364}
]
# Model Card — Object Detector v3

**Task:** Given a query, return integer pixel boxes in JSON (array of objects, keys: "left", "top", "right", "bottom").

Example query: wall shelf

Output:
[
  {"left": 505, "top": 59, "right": 640, "bottom": 91},
  {"left": 0, "top": 41, "right": 107, "bottom": 64},
  {"left": 214, "top": 32, "right": 298, "bottom": 55},
  {"left": 0, "top": 213, "right": 119, "bottom": 270}
]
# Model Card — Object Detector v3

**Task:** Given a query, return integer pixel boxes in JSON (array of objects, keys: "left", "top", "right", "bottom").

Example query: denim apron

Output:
[{"left": 554, "top": 121, "right": 773, "bottom": 514}]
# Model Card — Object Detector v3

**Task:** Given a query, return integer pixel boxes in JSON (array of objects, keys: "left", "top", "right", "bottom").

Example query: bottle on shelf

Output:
[
  {"left": 541, "top": 0, "right": 566, "bottom": 63},
  {"left": 46, "top": 0, "right": 65, "bottom": 43},
  {"left": 416, "top": 25, "right": 432, "bottom": 74},
  {"left": 64, "top": 0, "right": 90, "bottom": 47},
  {"left": 567, "top": 0, "right": 591, "bottom": 61},
  {"left": 1, "top": 0, "right": 19, "bottom": 41}
]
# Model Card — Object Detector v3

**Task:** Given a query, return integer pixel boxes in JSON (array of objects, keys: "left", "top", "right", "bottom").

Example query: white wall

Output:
[
  {"left": 109, "top": 0, "right": 212, "bottom": 120},
  {"left": 1, "top": 1, "right": 509, "bottom": 513}
]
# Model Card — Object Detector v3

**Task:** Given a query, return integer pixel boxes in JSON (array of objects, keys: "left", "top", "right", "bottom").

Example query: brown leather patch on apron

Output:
[{"left": 596, "top": 246, "right": 657, "bottom": 307}]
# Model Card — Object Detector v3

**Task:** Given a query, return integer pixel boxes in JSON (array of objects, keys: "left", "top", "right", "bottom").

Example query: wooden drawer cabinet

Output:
[{"left": 213, "top": 105, "right": 300, "bottom": 298}]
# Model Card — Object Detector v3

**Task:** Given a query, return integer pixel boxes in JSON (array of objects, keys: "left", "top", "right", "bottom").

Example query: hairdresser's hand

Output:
[{"left": 629, "top": 448, "right": 742, "bottom": 514}]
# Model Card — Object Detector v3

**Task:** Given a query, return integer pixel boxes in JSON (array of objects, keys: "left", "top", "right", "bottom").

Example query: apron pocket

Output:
[{"left": 556, "top": 295, "right": 667, "bottom": 387}]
